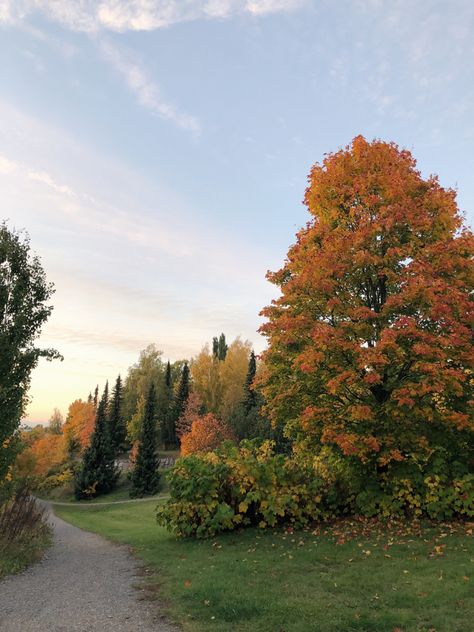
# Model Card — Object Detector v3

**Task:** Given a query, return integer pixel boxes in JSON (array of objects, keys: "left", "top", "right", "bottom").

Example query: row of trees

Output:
[{"left": 17, "top": 331, "right": 274, "bottom": 499}]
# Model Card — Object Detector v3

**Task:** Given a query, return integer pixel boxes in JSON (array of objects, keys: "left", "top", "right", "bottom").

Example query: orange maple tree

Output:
[
  {"left": 260, "top": 136, "right": 473, "bottom": 474},
  {"left": 180, "top": 414, "right": 234, "bottom": 456}
]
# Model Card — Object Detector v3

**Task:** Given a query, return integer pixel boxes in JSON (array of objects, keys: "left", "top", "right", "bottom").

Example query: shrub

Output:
[
  {"left": 157, "top": 441, "right": 329, "bottom": 537},
  {"left": 180, "top": 414, "right": 234, "bottom": 456}
]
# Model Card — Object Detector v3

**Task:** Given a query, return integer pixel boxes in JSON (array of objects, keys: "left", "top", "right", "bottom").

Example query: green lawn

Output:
[{"left": 55, "top": 501, "right": 473, "bottom": 632}]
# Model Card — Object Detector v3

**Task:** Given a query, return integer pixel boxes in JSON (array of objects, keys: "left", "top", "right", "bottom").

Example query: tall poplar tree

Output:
[
  {"left": 130, "top": 383, "right": 160, "bottom": 497},
  {"left": 74, "top": 387, "right": 119, "bottom": 499}
]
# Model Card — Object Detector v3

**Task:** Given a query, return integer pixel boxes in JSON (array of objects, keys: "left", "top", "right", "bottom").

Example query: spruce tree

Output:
[
  {"left": 109, "top": 374, "right": 126, "bottom": 452},
  {"left": 130, "top": 383, "right": 160, "bottom": 497},
  {"left": 93, "top": 385, "right": 99, "bottom": 410},
  {"left": 243, "top": 350, "right": 257, "bottom": 414},
  {"left": 217, "top": 333, "right": 228, "bottom": 361},
  {"left": 74, "top": 386, "right": 119, "bottom": 499},
  {"left": 212, "top": 336, "right": 219, "bottom": 358},
  {"left": 159, "top": 361, "right": 173, "bottom": 446},
  {"left": 169, "top": 363, "right": 190, "bottom": 447}
]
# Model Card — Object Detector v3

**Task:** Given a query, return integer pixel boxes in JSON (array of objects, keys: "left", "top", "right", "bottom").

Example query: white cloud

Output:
[
  {"left": 99, "top": 39, "right": 201, "bottom": 135},
  {"left": 27, "top": 169, "right": 77, "bottom": 197},
  {"left": 0, "top": 154, "right": 17, "bottom": 174},
  {"left": 0, "top": 0, "right": 306, "bottom": 32}
]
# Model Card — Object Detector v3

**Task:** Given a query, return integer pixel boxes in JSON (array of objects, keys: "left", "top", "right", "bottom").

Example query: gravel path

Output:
[{"left": 0, "top": 507, "right": 178, "bottom": 631}]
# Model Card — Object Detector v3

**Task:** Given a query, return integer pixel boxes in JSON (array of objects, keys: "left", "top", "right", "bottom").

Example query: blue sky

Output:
[{"left": 0, "top": 0, "right": 473, "bottom": 422}]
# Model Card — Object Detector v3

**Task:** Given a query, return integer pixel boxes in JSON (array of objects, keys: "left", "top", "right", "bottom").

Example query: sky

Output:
[{"left": 0, "top": 0, "right": 473, "bottom": 423}]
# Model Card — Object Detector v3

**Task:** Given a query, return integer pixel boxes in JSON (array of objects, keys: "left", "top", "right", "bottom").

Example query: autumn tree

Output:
[
  {"left": 191, "top": 337, "right": 251, "bottom": 422},
  {"left": 176, "top": 391, "right": 204, "bottom": 439},
  {"left": 74, "top": 387, "right": 119, "bottom": 499},
  {"left": 0, "top": 223, "right": 60, "bottom": 495},
  {"left": 180, "top": 414, "right": 234, "bottom": 456},
  {"left": 48, "top": 408, "right": 64, "bottom": 435},
  {"left": 63, "top": 399, "right": 96, "bottom": 456},
  {"left": 130, "top": 383, "right": 160, "bottom": 497},
  {"left": 260, "top": 136, "right": 474, "bottom": 484},
  {"left": 108, "top": 375, "right": 126, "bottom": 452}
]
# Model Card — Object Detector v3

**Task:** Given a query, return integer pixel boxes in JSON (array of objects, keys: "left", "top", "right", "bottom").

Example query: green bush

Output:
[{"left": 157, "top": 441, "right": 329, "bottom": 537}]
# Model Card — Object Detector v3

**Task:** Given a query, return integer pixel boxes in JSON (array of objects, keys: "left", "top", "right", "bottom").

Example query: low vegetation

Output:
[
  {"left": 0, "top": 485, "right": 51, "bottom": 579},
  {"left": 56, "top": 501, "right": 474, "bottom": 632}
]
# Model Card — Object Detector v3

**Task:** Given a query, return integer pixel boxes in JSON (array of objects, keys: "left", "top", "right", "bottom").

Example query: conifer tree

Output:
[
  {"left": 130, "top": 383, "right": 160, "bottom": 497},
  {"left": 212, "top": 337, "right": 219, "bottom": 358},
  {"left": 74, "top": 387, "right": 119, "bottom": 499},
  {"left": 93, "top": 385, "right": 99, "bottom": 410},
  {"left": 243, "top": 351, "right": 257, "bottom": 414},
  {"left": 109, "top": 375, "right": 126, "bottom": 452},
  {"left": 169, "top": 363, "right": 190, "bottom": 447},
  {"left": 159, "top": 361, "right": 173, "bottom": 446}
]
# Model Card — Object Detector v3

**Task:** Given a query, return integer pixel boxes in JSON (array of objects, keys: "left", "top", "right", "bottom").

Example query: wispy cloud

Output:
[
  {"left": 0, "top": 0, "right": 307, "bottom": 32},
  {"left": 99, "top": 39, "right": 201, "bottom": 135}
]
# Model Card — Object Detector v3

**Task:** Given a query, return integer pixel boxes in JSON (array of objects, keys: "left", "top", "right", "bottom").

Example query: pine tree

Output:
[
  {"left": 130, "top": 383, "right": 160, "bottom": 497},
  {"left": 109, "top": 375, "right": 126, "bottom": 452},
  {"left": 218, "top": 333, "right": 228, "bottom": 361},
  {"left": 74, "top": 387, "right": 119, "bottom": 499},
  {"left": 93, "top": 385, "right": 99, "bottom": 410},
  {"left": 169, "top": 363, "right": 190, "bottom": 447},
  {"left": 212, "top": 337, "right": 219, "bottom": 358}
]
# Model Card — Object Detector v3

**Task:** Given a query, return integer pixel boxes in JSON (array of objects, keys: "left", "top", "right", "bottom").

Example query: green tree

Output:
[
  {"left": 130, "top": 383, "right": 160, "bottom": 497},
  {"left": 243, "top": 351, "right": 257, "bottom": 414},
  {"left": 168, "top": 363, "right": 190, "bottom": 448},
  {"left": 158, "top": 361, "right": 173, "bottom": 446},
  {"left": 74, "top": 387, "right": 119, "bottom": 499},
  {"left": 218, "top": 333, "right": 228, "bottom": 361},
  {"left": 109, "top": 375, "right": 126, "bottom": 452},
  {"left": 48, "top": 408, "right": 64, "bottom": 435},
  {"left": 0, "top": 223, "right": 60, "bottom": 497}
]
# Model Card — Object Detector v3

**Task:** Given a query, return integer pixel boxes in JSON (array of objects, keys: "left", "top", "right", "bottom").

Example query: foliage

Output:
[
  {"left": 130, "top": 384, "right": 161, "bottom": 497},
  {"left": 74, "top": 388, "right": 119, "bottom": 499},
  {"left": 191, "top": 337, "right": 252, "bottom": 422},
  {"left": 62, "top": 399, "right": 96, "bottom": 455},
  {"left": 176, "top": 391, "right": 204, "bottom": 439},
  {"left": 22, "top": 432, "right": 66, "bottom": 479},
  {"left": 158, "top": 441, "right": 328, "bottom": 537},
  {"left": 180, "top": 414, "right": 234, "bottom": 456},
  {"left": 0, "top": 223, "right": 60, "bottom": 494},
  {"left": 48, "top": 408, "right": 63, "bottom": 435},
  {"left": 259, "top": 136, "right": 474, "bottom": 490},
  {"left": 166, "top": 363, "right": 190, "bottom": 448}
]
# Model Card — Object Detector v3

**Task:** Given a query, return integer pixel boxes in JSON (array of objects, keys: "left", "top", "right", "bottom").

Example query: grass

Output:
[
  {"left": 38, "top": 470, "right": 170, "bottom": 504},
  {"left": 0, "top": 523, "right": 52, "bottom": 579},
  {"left": 55, "top": 501, "right": 474, "bottom": 632}
]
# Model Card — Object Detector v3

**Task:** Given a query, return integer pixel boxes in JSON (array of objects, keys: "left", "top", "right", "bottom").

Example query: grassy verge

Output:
[
  {"left": 55, "top": 501, "right": 473, "bottom": 632},
  {"left": 0, "top": 523, "right": 52, "bottom": 580}
]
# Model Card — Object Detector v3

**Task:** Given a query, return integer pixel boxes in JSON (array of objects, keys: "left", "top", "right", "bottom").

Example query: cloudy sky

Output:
[{"left": 1, "top": 0, "right": 473, "bottom": 422}]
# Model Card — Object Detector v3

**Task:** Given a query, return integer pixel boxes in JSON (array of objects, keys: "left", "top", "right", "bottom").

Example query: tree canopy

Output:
[{"left": 260, "top": 136, "right": 474, "bottom": 478}]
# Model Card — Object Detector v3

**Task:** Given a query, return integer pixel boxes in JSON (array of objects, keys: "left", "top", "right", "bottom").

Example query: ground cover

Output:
[{"left": 55, "top": 501, "right": 474, "bottom": 632}]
